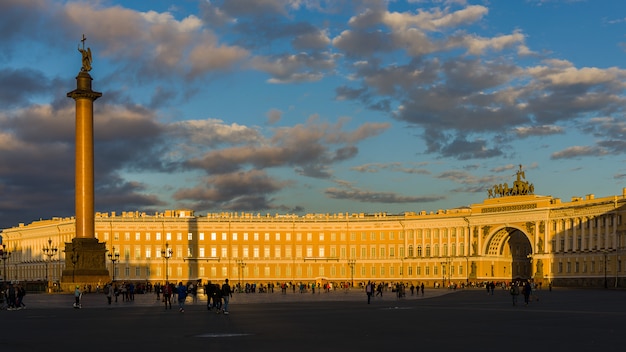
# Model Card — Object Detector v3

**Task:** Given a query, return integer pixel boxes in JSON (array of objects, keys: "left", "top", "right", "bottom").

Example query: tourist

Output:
[
  {"left": 73, "top": 285, "right": 82, "bottom": 308},
  {"left": 176, "top": 282, "right": 187, "bottom": 312},
  {"left": 366, "top": 281, "right": 373, "bottom": 304},
  {"left": 221, "top": 279, "right": 232, "bottom": 315},
  {"left": 163, "top": 282, "right": 172, "bottom": 309},
  {"left": 104, "top": 282, "right": 113, "bottom": 305},
  {"left": 7, "top": 283, "right": 16, "bottom": 310},
  {"left": 509, "top": 283, "right": 520, "bottom": 306},
  {"left": 522, "top": 282, "right": 532, "bottom": 305},
  {"left": 16, "top": 284, "right": 26, "bottom": 309}
]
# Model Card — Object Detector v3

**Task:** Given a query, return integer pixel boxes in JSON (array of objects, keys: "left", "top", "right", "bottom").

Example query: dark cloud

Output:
[
  {"left": 325, "top": 184, "right": 444, "bottom": 204},
  {"left": 185, "top": 118, "right": 388, "bottom": 178},
  {"left": 0, "top": 68, "right": 54, "bottom": 107},
  {"left": 172, "top": 169, "right": 292, "bottom": 211}
]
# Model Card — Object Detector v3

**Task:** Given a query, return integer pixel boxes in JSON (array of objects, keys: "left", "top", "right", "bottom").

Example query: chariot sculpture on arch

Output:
[
  {"left": 488, "top": 164, "right": 535, "bottom": 198},
  {"left": 78, "top": 34, "right": 92, "bottom": 72}
]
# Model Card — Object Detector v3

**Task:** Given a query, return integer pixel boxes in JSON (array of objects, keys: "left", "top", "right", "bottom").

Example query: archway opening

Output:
[{"left": 485, "top": 227, "right": 532, "bottom": 282}]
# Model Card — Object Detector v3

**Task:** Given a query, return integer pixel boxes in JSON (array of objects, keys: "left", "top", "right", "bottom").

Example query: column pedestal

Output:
[{"left": 61, "top": 238, "right": 110, "bottom": 291}]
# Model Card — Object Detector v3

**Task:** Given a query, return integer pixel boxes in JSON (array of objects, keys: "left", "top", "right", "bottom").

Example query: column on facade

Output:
[
  {"left": 533, "top": 220, "right": 539, "bottom": 254},
  {"left": 476, "top": 225, "right": 482, "bottom": 256},
  {"left": 543, "top": 219, "right": 554, "bottom": 253},
  {"left": 572, "top": 217, "right": 578, "bottom": 252},
  {"left": 563, "top": 219, "right": 569, "bottom": 252},
  {"left": 578, "top": 217, "right": 587, "bottom": 251},
  {"left": 604, "top": 215, "right": 610, "bottom": 250},
  {"left": 612, "top": 214, "right": 618, "bottom": 250}
]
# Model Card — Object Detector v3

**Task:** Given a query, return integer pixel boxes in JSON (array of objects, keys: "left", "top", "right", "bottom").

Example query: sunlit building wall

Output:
[{"left": 2, "top": 191, "right": 625, "bottom": 288}]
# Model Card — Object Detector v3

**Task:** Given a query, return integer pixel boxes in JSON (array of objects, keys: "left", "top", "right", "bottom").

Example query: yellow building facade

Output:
[{"left": 1, "top": 188, "right": 625, "bottom": 290}]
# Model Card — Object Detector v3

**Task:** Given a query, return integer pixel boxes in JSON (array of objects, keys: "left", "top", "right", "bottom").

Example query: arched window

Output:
[
  {"left": 408, "top": 245, "right": 414, "bottom": 257},
  {"left": 426, "top": 245, "right": 431, "bottom": 257},
  {"left": 417, "top": 245, "right": 422, "bottom": 257}
]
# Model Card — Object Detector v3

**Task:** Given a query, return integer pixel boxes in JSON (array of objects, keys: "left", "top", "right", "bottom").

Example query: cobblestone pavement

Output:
[
  {"left": 13, "top": 286, "right": 454, "bottom": 309},
  {"left": 2, "top": 288, "right": 624, "bottom": 351}
]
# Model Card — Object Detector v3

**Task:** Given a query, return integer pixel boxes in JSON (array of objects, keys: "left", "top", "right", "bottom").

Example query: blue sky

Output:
[{"left": 1, "top": 0, "right": 626, "bottom": 229}]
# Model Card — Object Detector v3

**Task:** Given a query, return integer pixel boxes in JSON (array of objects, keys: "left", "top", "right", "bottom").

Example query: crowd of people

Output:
[{"left": 0, "top": 282, "right": 27, "bottom": 310}]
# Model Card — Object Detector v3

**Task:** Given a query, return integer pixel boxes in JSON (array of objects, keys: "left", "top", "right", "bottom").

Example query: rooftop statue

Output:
[
  {"left": 78, "top": 34, "right": 92, "bottom": 72},
  {"left": 487, "top": 164, "right": 534, "bottom": 198}
]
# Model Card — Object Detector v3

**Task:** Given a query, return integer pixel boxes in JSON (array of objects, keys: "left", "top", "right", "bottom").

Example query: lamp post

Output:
[
  {"left": 161, "top": 242, "right": 172, "bottom": 284},
  {"left": 440, "top": 257, "right": 451, "bottom": 288},
  {"left": 347, "top": 259, "right": 356, "bottom": 288},
  {"left": 108, "top": 246, "right": 120, "bottom": 282},
  {"left": 42, "top": 238, "right": 58, "bottom": 292},
  {"left": 0, "top": 244, "right": 11, "bottom": 284},
  {"left": 70, "top": 250, "right": 79, "bottom": 283},
  {"left": 236, "top": 259, "right": 246, "bottom": 291}
]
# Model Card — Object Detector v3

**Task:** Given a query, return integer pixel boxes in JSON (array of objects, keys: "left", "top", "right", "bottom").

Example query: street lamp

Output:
[
  {"left": 0, "top": 244, "right": 11, "bottom": 284},
  {"left": 108, "top": 246, "right": 120, "bottom": 282},
  {"left": 236, "top": 259, "right": 246, "bottom": 291},
  {"left": 347, "top": 259, "right": 356, "bottom": 288},
  {"left": 70, "top": 250, "right": 79, "bottom": 283},
  {"left": 161, "top": 242, "right": 172, "bottom": 284},
  {"left": 42, "top": 238, "right": 58, "bottom": 292},
  {"left": 440, "top": 257, "right": 451, "bottom": 288}
]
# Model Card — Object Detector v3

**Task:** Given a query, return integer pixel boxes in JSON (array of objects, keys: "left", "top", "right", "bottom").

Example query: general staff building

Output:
[{"left": 1, "top": 184, "right": 625, "bottom": 290}]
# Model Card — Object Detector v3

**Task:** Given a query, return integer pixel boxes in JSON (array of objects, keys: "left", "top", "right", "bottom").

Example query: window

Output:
[
  {"left": 417, "top": 245, "right": 422, "bottom": 257},
  {"left": 188, "top": 233, "right": 193, "bottom": 241},
  {"left": 408, "top": 245, "right": 414, "bottom": 257},
  {"left": 135, "top": 233, "right": 140, "bottom": 241}
]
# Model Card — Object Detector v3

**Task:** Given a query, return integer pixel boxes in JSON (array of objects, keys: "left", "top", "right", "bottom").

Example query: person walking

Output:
[
  {"left": 522, "top": 282, "right": 532, "bottom": 305},
  {"left": 510, "top": 283, "right": 520, "bottom": 306},
  {"left": 176, "top": 282, "right": 187, "bottom": 312},
  {"left": 221, "top": 279, "right": 232, "bottom": 315},
  {"left": 163, "top": 282, "right": 172, "bottom": 309},
  {"left": 365, "top": 281, "right": 373, "bottom": 304},
  {"left": 73, "top": 285, "right": 82, "bottom": 309},
  {"left": 104, "top": 283, "right": 113, "bottom": 305}
]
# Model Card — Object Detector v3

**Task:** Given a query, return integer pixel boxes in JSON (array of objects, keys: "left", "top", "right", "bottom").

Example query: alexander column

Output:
[{"left": 62, "top": 35, "right": 109, "bottom": 289}]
